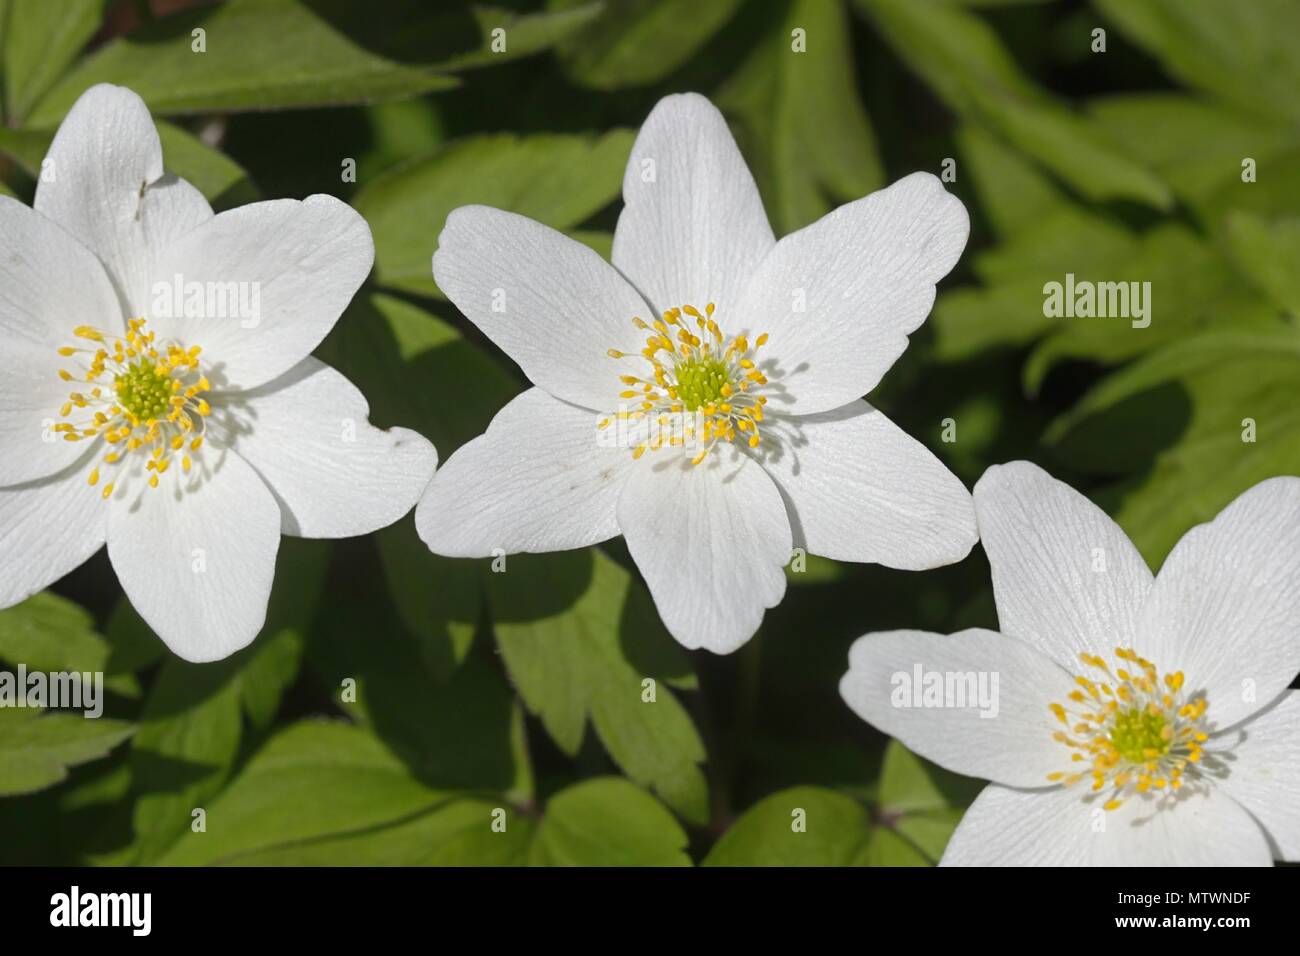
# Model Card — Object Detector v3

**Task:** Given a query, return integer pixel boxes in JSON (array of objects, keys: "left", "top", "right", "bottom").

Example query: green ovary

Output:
[
  {"left": 674, "top": 358, "right": 731, "bottom": 411},
  {"left": 1108, "top": 706, "right": 1170, "bottom": 763},
  {"left": 114, "top": 361, "right": 172, "bottom": 420}
]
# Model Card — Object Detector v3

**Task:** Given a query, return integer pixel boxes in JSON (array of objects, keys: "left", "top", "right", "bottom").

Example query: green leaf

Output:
[
  {"left": 353, "top": 98, "right": 446, "bottom": 184},
  {"left": 875, "top": 738, "right": 978, "bottom": 861},
  {"left": 1223, "top": 211, "right": 1300, "bottom": 319},
  {"left": 125, "top": 538, "right": 329, "bottom": 862},
  {"left": 1, "top": 0, "right": 105, "bottom": 123},
  {"left": 154, "top": 720, "right": 450, "bottom": 865},
  {"left": 1085, "top": 94, "right": 1300, "bottom": 223},
  {"left": 1094, "top": 0, "right": 1300, "bottom": 127},
  {"left": 705, "top": 742, "right": 979, "bottom": 865},
  {"left": 170, "top": 776, "right": 685, "bottom": 866},
  {"left": 126, "top": 657, "right": 244, "bottom": 863},
  {"left": 1021, "top": 225, "right": 1277, "bottom": 392},
  {"left": 932, "top": 208, "right": 1135, "bottom": 360},
  {"left": 0, "top": 707, "right": 134, "bottom": 797},
  {"left": 719, "top": 0, "right": 883, "bottom": 233},
  {"left": 703, "top": 785, "right": 873, "bottom": 865},
  {"left": 28, "top": 0, "right": 605, "bottom": 125},
  {"left": 956, "top": 122, "right": 1066, "bottom": 240},
  {"left": 102, "top": 601, "right": 167, "bottom": 676},
  {"left": 550, "top": 0, "right": 742, "bottom": 90},
  {"left": 0, "top": 591, "right": 137, "bottom": 697},
  {"left": 529, "top": 777, "right": 691, "bottom": 866},
  {"left": 308, "top": 587, "right": 533, "bottom": 800},
  {"left": 489, "top": 550, "right": 709, "bottom": 824},
  {"left": 933, "top": 209, "right": 1275, "bottom": 381},
  {"left": 223, "top": 798, "right": 537, "bottom": 866},
  {"left": 353, "top": 131, "right": 633, "bottom": 299},
  {"left": 856, "top": 0, "right": 1171, "bottom": 208},
  {"left": 785, "top": 552, "right": 848, "bottom": 585},
  {"left": 0, "top": 124, "right": 49, "bottom": 174},
  {"left": 1048, "top": 330, "right": 1300, "bottom": 566}
]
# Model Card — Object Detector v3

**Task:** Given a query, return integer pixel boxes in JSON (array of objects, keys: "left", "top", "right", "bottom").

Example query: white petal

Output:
[
  {"left": 734, "top": 173, "right": 968, "bottom": 416},
  {"left": 416, "top": 388, "right": 631, "bottom": 556},
  {"left": 617, "top": 448, "right": 790, "bottom": 653},
  {"left": 839, "top": 628, "right": 1070, "bottom": 788},
  {"left": 33, "top": 84, "right": 212, "bottom": 315},
  {"left": 1214, "top": 691, "right": 1300, "bottom": 861},
  {"left": 941, "top": 781, "right": 1272, "bottom": 866},
  {"left": 0, "top": 197, "right": 126, "bottom": 485},
  {"left": 106, "top": 452, "right": 281, "bottom": 663},
  {"left": 0, "top": 458, "right": 107, "bottom": 608},
  {"left": 432, "top": 206, "right": 650, "bottom": 410},
  {"left": 758, "top": 401, "right": 975, "bottom": 569},
  {"left": 612, "top": 92, "right": 774, "bottom": 317},
  {"left": 149, "top": 195, "right": 373, "bottom": 391},
  {"left": 973, "top": 461, "right": 1153, "bottom": 670},
  {"left": 220, "top": 358, "right": 437, "bottom": 538},
  {"left": 1139, "top": 476, "right": 1300, "bottom": 730}
]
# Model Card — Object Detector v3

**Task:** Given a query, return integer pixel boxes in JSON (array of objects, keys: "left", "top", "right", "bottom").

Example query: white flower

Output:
[
  {"left": 0, "top": 84, "right": 437, "bottom": 663},
  {"left": 416, "top": 93, "right": 976, "bottom": 652},
  {"left": 840, "top": 461, "right": 1300, "bottom": 866}
]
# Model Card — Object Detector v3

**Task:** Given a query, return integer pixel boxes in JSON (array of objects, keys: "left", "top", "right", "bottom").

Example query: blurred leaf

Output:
[
  {"left": 1223, "top": 211, "right": 1300, "bottom": 319},
  {"left": 529, "top": 777, "right": 691, "bottom": 865},
  {"left": 354, "top": 98, "right": 446, "bottom": 184},
  {"left": 490, "top": 550, "right": 708, "bottom": 824},
  {"left": 0, "top": 591, "right": 137, "bottom": 696},
  {"left": 0, "top": 124, "right": 49, "bottom": 172},
  {"left": 29, "top": 0, "right": 606, "bottom": 124},
  {"left": 102, "top": 601, "right": 167, "bottom": 676},
  {"left": 1, "top": 0, "right": 105, "bottom": 124},
  {"left": 430, "top": 2, "right": 607, "bottom": 72},
  {"left": 354, "top": 131, "right": 633, "bottom": 299},
  {"left": 1021, "top": 225, "right": 1276, "bottom": 392},
  {"left": 934, "top": 208, "right": 1275, "bottom": 382},
  {"left": 857, "top": 0, "right": 1171, "bottom": 208},
  {"left": 1086, "top": 94, "right": 1300, "bottom": 223},
  {"left": 933, "top": 208, "right": 1135, "bottom": 359},
  {"left": 957, "top": 122, "right": 1065, "bottom": 239},
  {"left": 155, "top": 719, "right": 450, "bottom": 865},
  {"left": 550, "top": 0, "right": 741, "bottom": 90},
  {"left": 1094, "top": 0, "right": 1300, "bottom": 126},
  {"left": 784, "top": 552, "right": 847, "bottom": 585},
  {"left": 719, "top": 0, "right": 883, "bottom": 233},
  {"left": 1048, "top": 330, "right": 1300, "bottom": 565},
  {"left": 703, "top": 785, "right": 873, "bottom": 865},
  {"left": 0, "top": 707, "right": 134, "bottom": 797}
]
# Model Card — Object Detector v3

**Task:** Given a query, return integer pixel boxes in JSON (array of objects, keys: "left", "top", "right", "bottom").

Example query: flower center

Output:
[
  {"left": 602, "top": 302, "right": 770, "bottom": 465},
  {"left": 54, "top": 319, "right": 211, "bottom": 498},
  {"left": 1047, "top": 647, "right": 1210, "bottom": 812}
]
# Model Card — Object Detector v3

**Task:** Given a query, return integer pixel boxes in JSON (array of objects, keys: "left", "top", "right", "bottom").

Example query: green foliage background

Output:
[{"left": 0, "top": 0, "right": 1295, "bottom": 866}]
